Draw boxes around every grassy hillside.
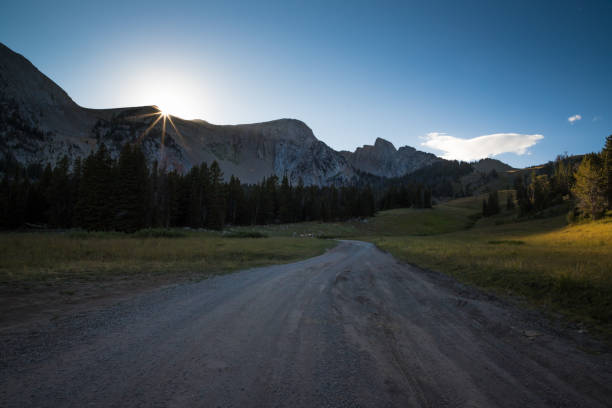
[230,198,483,238]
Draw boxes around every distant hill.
[472,158,515,174]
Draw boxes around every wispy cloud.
[421,132,544,162]
[568,114,582,123]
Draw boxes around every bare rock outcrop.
[341,138,440,178]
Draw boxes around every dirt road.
[1,240,611,407]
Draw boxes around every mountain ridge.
[0,42,484,185]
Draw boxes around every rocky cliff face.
[340,138,441,178]
[158,116,354,185]
[0,43,439,185]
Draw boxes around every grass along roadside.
[367,210,612,340]
[0,231,336,286]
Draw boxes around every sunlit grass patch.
[370,214,612,338]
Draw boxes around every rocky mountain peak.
[374,137,396,153]
[232,118,317,145]
[341,137,441,179]
[0,43,77,113]
[398,145,416,153]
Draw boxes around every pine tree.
[164,170,182,227]
[530,174,551,212]
[24,173,46,225]
[37,163,53,222]
[206,161,225,230]
[39,163,53,195]
[71,157,82,226]
[310,193,322,220]
[572,154,606,219]
[147,160,159,227]
[329,185,339,219]
[185,165,202,228]
[483,190,500,216]
[0,174,9,228]
[514,175,532,215]
[113,144,148,232]
[260,175,277,224]
[552,154,572,196]
[6,169,28,228]
[416,186,424,208]
[321,192,332,222]
[47,156,72,227]
[226,175,246,225]
[278,174,292,223]
[293,177,305,222]
[198,162,210,226]
[423,188,432,209]
[603,134,612,210]
[506,192,515,210]
[360,185,376,216]
[75,144,114,230]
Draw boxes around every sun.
[151,87,196,119]
[155,105,170,118]
[132,103,188,164]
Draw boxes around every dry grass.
[0,231,335,285]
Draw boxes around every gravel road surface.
[1,240,611,407]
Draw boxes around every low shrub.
[132,228,187,238]
[487,240,526,245]
[224,231,268,238]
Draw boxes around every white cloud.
[568,114,582,123]
[421,132,544,162]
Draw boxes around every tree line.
[6,135,608,231]
[0,143,382,232]
[483,135,612,220]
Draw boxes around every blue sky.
[1,0,611,167]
